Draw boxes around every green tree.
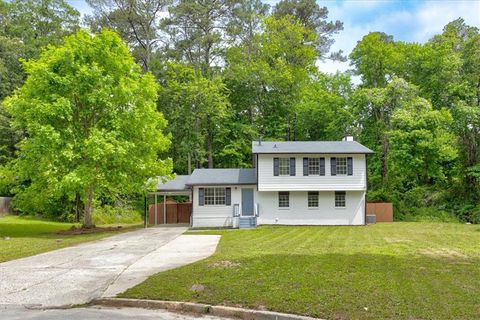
[85,0,169,71]
[350,32,400,88]
[225,16,318,140]
[388,97,457,186]
[273,0,344,60]
[0,0,80,165]
[4,29,172,227]
[158,63,229,170]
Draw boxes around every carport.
[147,175,192,226]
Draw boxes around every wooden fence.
[149,201,192,225]
[367,202,394,222]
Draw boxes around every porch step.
[239,217,257,229]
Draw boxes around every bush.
[92,205,142,225]
[457,204,480,224]
[404,207,459,223]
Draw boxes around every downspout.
[365,154,369,225]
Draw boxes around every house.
[155,136,374,228]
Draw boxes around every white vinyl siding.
[258,154,367,191]
[256,191,366,225]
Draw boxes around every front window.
[278,191,290,208]
[336,157,347,175]
[204,187,226,205]
[308,191,319,208]
[308,158,320,175]
[335,191,346,208]
[279,158,290,176]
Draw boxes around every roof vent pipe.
[258,136,262,146]
[342,134,354,142]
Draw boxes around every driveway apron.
[0,227,220,308]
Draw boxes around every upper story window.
[274,157,295,176]
[336,157,347,175]
[308,158,320,175]
[279,158,290,175]
[331,157,353,176]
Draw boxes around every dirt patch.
[384,237,413,243]
[56,226,124,235]
[209,260,241,268]
[419,248,469,260]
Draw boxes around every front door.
[241,188,254,216]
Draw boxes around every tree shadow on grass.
[123,253,480,320]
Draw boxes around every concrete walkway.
[0,227,220,308]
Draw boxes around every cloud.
[318,0,480,75]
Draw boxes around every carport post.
[144,195,147,228]
[163,194,167,225]
[154,193,157,225]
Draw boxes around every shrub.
[404,207,459,223]
[92,205,142,225]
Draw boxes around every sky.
[67,0,480,74]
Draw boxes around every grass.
[122,223,480,320]
[0,215,141,262]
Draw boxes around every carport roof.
[156,175,191,191]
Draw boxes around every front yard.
[0,215,141,262]
[122,223,480,320]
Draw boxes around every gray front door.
[241,188,254,216]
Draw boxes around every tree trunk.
[207,133,214,168]
[75,192,81,223]
[83,186,94,228]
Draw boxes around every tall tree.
[225,16,318,140]
[273,0,343,60]
[0,0,81,165]
[158,63,229,170]
[161,0,232,75]
[4,30,172,227]
[85,0,169,71]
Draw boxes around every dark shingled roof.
[251,141,374,154]
[156,175,191,191]
[187,168,256,185]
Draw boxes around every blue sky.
[67,0,480,74]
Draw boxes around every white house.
[156,137,374,228]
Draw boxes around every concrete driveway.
[0,226,220,308]
[1,306,224,320]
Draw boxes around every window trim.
[335,191,346,208]
[278,191,290,208]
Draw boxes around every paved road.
[0,306,224,320]
[0,226,220,308]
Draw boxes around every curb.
[91,298,323,320]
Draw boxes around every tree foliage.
[4,30,171,226]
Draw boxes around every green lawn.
[122,223,480,320]
[0,215,141,262]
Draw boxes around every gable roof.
[156,175,190,191]
[187,168,256,185]
[252,141,374,154]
